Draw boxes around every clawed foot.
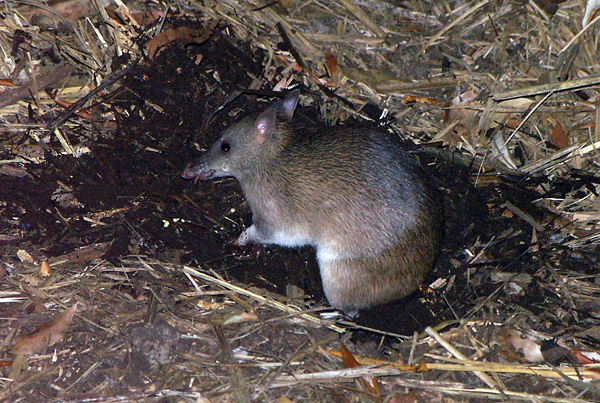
[234,225,258,246]
[234,230,250,246]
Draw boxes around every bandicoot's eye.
[220,142,230,152]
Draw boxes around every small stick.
[425,326,499,390]
[48,65,134,131]
[492,75,600,101]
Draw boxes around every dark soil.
[1,21,579,337]
[3,11,600,403]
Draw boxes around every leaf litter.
[0,0,599,402]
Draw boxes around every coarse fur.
[182,91,443,312]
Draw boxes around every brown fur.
[183,91,444,312]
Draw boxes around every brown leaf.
[222,311,258,325]
[444,89,479,124]
[0,78,15,87]
[21,0,102,27]
[47,242,110,268]
[39,260,51,277]
[146,20,219,60]
[325,50,338,78]
[402,95,441,105]
[130,10,164,27]
[146,26,194,60]
[51,0,98,23]
[340,343,359,368]
[12,302,79,355]
[340,344,380,399]
[573,350,600,364]
[47,93,93,120]
[550,120,569,149]
[578,121,595,130]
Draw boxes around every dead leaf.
[22,0,108,27]
[17,249,36,264]
[12,302,79,355]
[131,10,164,26]
[446,93,534,144]
[105,8,164,27]
[444,89,479,124]
[50,0,100,23]
[47,93,93,120]
[325,50,338,79]
[146,26,194,59]
[223,312,258,325]
[402,94,442,105]
[47,242,110,268]
[577,121,595,130]
[0,78,15,87]
[504,117,522,128]
[340,343,380,399]
[39,260,51,276]
[550,121,569,149]
[574,350,600,364]
[341,343,360,368]
[490,132,518,170]
[146,20,220,60]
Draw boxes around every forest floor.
[1,0,600,402]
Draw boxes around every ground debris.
[1,0,600,402]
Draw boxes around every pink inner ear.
[256,108,277,143]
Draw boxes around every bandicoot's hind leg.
[317,251,424,312]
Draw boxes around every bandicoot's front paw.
[234,226,255,246]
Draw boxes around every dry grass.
[1,0,600,402]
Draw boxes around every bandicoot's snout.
[181,165,215,183]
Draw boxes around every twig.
[338,0,384,37]
[48,65,134,131]
[181,265,346,333]
[425,326,499,390]
[420,0,491,54]
[492,75,600,101]
[0,65,74,109]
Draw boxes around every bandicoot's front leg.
[234,221,273,246]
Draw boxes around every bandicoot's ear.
[280,90,299,119]
[255,108,277,143]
